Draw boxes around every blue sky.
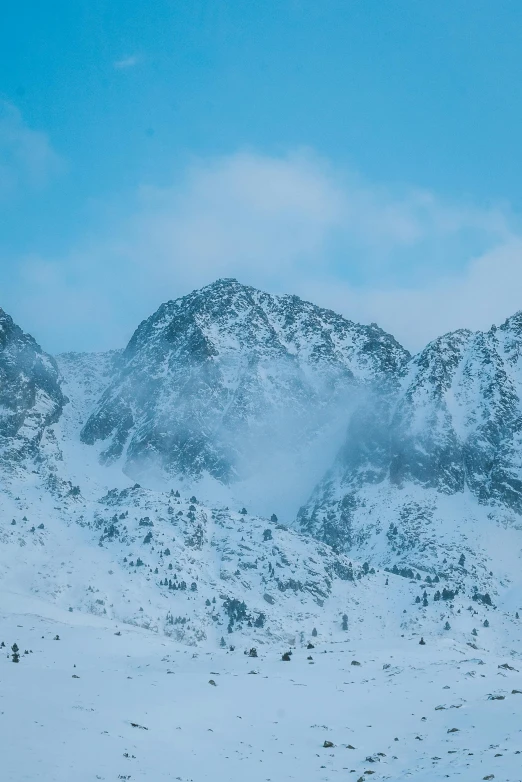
[2,1,522,352]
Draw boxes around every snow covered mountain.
[79,278,409,516]
[2,284,522,781]
[0,307,66,474]
[297,312,522,608]
[2,287,522,648]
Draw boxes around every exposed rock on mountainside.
[390,317,522,509]
[298,313,522,569]
[0,307,66,469]
[1,284,522,656]
[56,350,122,437]
[80,279,409,495]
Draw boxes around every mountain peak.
[0,308,66,467]
[80,281,409,510]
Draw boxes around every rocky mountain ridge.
[0,307,66,473]
[79,278,409,515]
[300,311,522,558]
[1,281,522,651]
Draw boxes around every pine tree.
[444,621,451,630]
[342,614,348,631]
[311,627,318,637]
[11,643,20,663]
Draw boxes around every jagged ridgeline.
[298,313,522,559]
[0,308,66,468]
[79,279,409,496]
[3,282,522,578]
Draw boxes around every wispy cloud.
[4,150,522,353]
[0,101,62,197]
[113,55,142,70]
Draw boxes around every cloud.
[113,55,141,70]
[297,239,522,351]
[0,101,62,196]
[4,149,522,353]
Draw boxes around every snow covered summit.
[79,278,409,513]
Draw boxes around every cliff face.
[0,307,66,468]
[80,278,409,488]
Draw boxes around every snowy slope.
[299,314,522,580]
[0,307,65,475]
[2,287,522,780]
[79,279,408,516]
[2,597,522,782]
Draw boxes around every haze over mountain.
[2,280,522,781]
[2,277,522,618]
[78,278,408,517]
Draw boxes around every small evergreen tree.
[270,514,278,523]
[342,614,348,631]
[11,643,20,663]
[254,613,266,628]
[458,553,466,567]
[311,627,318,637]
[483,619,489,628]
[444,621,451,631]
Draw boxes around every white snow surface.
[2,289,522,780]
[2,597,522,782]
